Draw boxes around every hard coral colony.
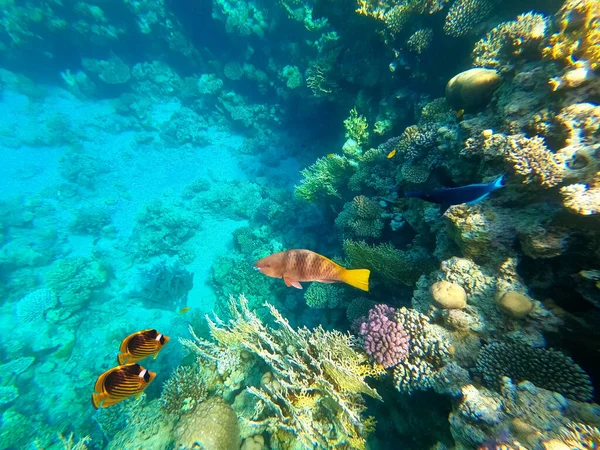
[1,0,600,449]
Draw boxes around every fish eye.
[143,371,150,382]
[159,336,165,345]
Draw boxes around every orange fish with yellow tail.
[117,329,169,365]
[254,249,370,291]
[92,363,156,409]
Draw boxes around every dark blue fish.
[404,175,505,209]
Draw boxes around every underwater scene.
[1,0,600,448]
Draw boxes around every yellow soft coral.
[543,0,600,90]
[344,107,369,147]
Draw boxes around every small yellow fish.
[387,149,396,159]
[456,109,465,120]
[327,153,335,158]
[179,307,191,314]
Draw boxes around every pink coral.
[359,304,410,368]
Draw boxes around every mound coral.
[45,257,106,311]
[181,295,380,449]
[172,396,241,450]
[476,342,594,401]
[446,68,501,111]
[359,304,410,368]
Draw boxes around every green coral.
[344,107,369,147]
[295,154,356,203]
[45,257,106,311]
[335,195,384,239]
[304,282,346,308]
[477,342,594,401]
[344,240,436,287]
[181,295,380,450]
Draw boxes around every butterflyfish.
[254,249,370,291]
[117,329,169,365]
[404,174,505,212]
[92,363,156,409]
[387,149,396,159]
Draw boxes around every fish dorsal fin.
[120,329,153,353]
[283,274,303,289]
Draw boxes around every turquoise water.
[1,0,600,449]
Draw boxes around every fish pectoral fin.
[283,275,302,289]
[153,352,158,359]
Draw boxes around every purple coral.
[359,304,410,368]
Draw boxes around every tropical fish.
[92,363,156,409]
[387,149,396,159]
[117,329,169,365]
[327,153,335,158]
[178,307,191,314]
[404,174,505,211]
[254,249,370,291]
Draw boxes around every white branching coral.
[181,295,381,450]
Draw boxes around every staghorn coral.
[295,154,356,203]
[15,288,57,324]
[335,195,384,239]
[392,307,452,393]
[181,295,380,450]
[476,342,594,401]
[543,0,600,91]
[359,304,410,368]
[443,0,494,37]
[472,12,549,72]
[559,423,600,449]
[344,240,436,288]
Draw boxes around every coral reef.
[443,0,495,37]
[181,295,380,449]
[335,195,384,239]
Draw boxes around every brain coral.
[16,288,57,324]
[476,342,594,401]
[172,396,241,450]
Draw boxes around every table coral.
[477,342,594,401]
[181,295,380,450]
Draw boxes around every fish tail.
[117,353,128,365]
[340,268,370,292]
[492,174,506,190]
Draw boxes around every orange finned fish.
[179,307,191,314]
[117,329,169,365]
[387,149,396,159]
[92,363,156,409]
[254,249,370,291]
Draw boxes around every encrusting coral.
[180,295,381,450]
